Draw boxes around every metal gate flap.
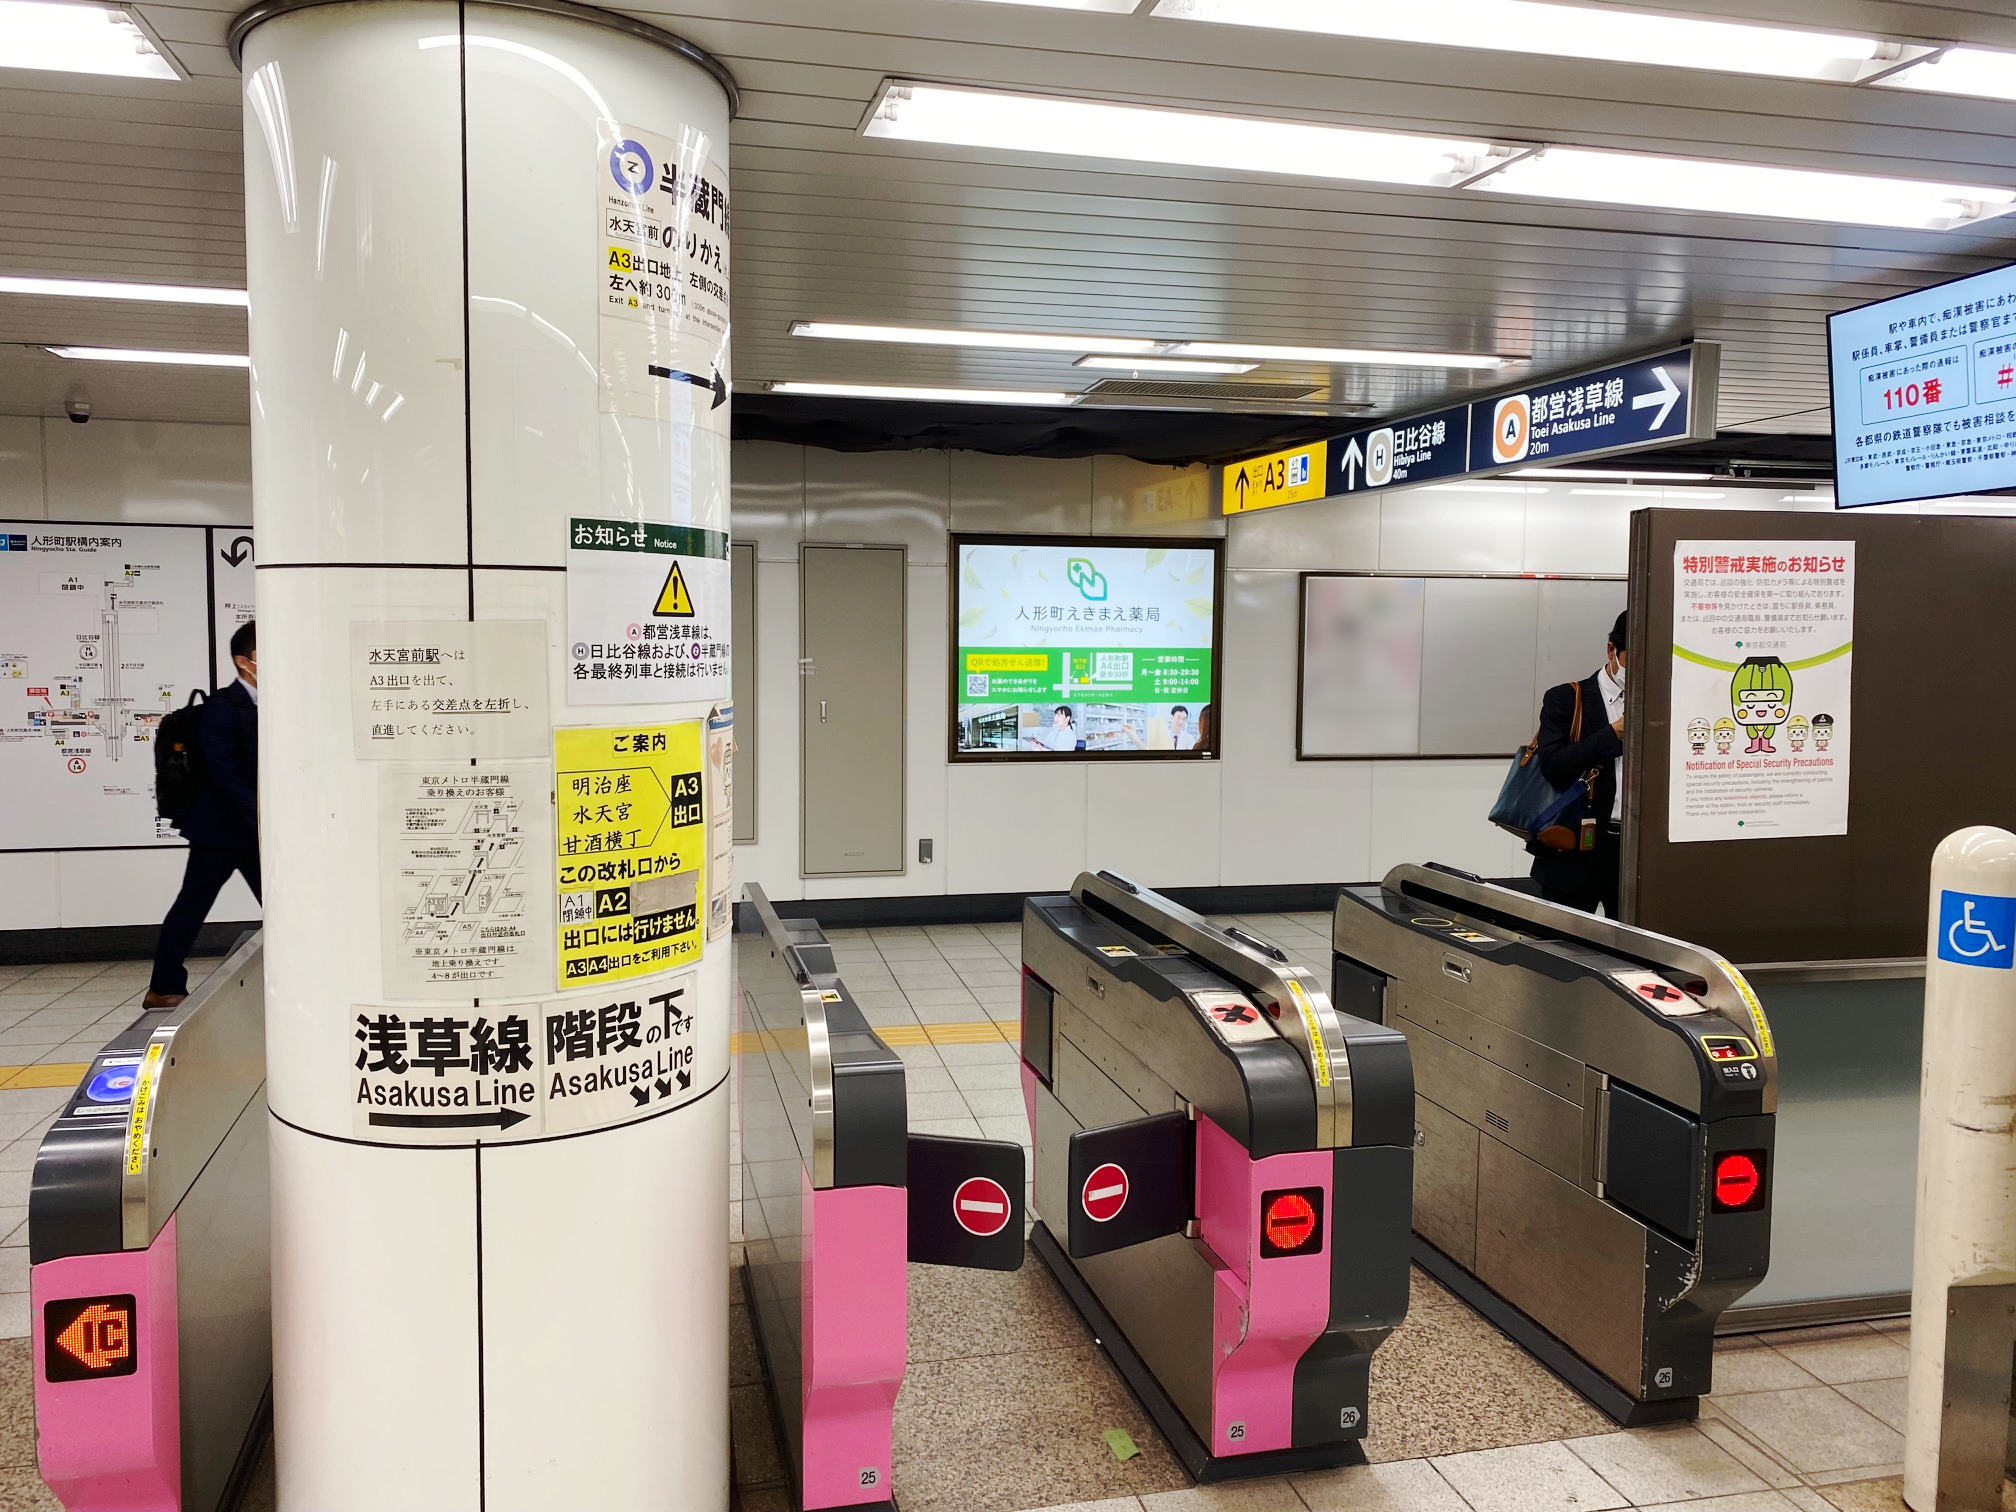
[1066,1111,1192,1259]
[907,1135,1025,1271]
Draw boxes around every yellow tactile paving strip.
[731,1018,1019,1055]
[0,1063,90,1091]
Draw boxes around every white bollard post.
[1904,826,2016,1512]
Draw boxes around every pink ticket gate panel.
[30,936,270,1512]
[1022,873,1415,1483]
[738,891,1024,1510]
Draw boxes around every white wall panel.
[0,417,42,517]
[731,558,801,901]
[1086,763,1221,889]
[950,451,1090,536]
[731,440,804,562]
[55,847,261,930]
[805,447,948,564]
[0,853,60,932]
[1226,492,1377,571]
[1380,489,1524,574]
[1368,760,1525,881]
[944,763,1087,897]
[1521,486,1635,575]
[1217,570,1373,886]
[43,419,251,525]
[1092,456,1220,539]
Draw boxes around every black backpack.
[155,690,209,824]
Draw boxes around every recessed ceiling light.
[965,0,1136,9]
[1478,146,2015,231]
[45,346,249,368]
[0,275,246,306]
[863,81,1496,189]
[791,319,1156,355]
[1570,487,1725,498]
[1149,0,1886,83]
[1168,340,1506,370]
[0,0,178,79]
[1513,467,1715,480]
[1877,47,2016,102]
[768,381,1079,406]
[1074,356,1257,375]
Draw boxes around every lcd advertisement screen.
[1829,260,2016,508]
[951,535,1221,760]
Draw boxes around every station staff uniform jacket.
[1526,671,1625,915]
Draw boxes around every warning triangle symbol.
[653,561,695,617]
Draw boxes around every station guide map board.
[0,521,247,854]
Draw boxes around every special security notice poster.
[1668,541,1853,843]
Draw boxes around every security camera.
[63,393,90,425]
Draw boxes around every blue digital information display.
[1829,261,2016,508]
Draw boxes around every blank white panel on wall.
[1380,488,1523,573]
[1368,760,1524,881]
[731,440,804,562]
[57,847,260,930]
[1418,578,1539,756]
[944,764,1086,897]
[1522,487,1635,575]
[43,420,251,525]
[1219,571,1373,886]
[1226,492,1377,571]
[1086,764,1221,890]
[1535,580,1628,705]
[805,448,948,564]
[0,852,59,932]
[950,452,1091,536]
[1298,576,1424,758]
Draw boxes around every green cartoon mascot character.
[1730,656,1793,755]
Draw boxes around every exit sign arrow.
[1339,436,1365,491]
[1631,365,1682,430]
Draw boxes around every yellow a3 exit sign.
[1222,441,1327,514]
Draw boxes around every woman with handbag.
[1526,612,1629,915]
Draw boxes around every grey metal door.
[801,544,905,875]
[731,541,757,842]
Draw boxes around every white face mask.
[1608,657,1626,687]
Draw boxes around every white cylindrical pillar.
[1904,826,2016,1512]
[234,4,736,1506]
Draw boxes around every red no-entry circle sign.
[1082,1163,1129,1223]
[952,1176,1012,1237]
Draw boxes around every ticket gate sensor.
[30,932,270,1512]
[1021,872,1414,1482]
[738,889,1025,1510]
[1333,864,1777,1426]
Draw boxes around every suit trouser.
[1531,827,1620,917]
[150,843,262,996]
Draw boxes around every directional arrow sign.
[647,365,729,409]
[369,1107,531,1131]
[1220,440,1327,513]
[1325,405,1469,496]
[219,534,254,567]
[1338,437,1364,491]
[1632,365,1682,430]
[1466,344,1715,472]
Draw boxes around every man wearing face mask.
[1527,611,1628,915]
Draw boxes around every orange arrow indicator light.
[44,1295,138,1382]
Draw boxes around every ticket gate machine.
[1333,865,1777,1425]
[29,933,271,1512]
[1021,873,1414,1482]
[738,888,1025,1512]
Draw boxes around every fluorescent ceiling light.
[1479,147,2015,231]
[0,0,177,78]
[791,320,1156,355]
[0,274,245,307]
[45,346,249,368]
[768,381,1079,406]
[965,0,1136,8]
[1571,487,1724,498]
[1150,0,1881,83]
[1423,482,1528,493]
[864,81,1495,189]
[1513,467,1713,480]
[1170,340,1505,370]
[1878,48,2016,102]
[1075,356,1257,375]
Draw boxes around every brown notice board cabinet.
[1622,508,2016,964]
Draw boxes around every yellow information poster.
[554,721,705,988]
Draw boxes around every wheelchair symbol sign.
[1937,890,2016,969]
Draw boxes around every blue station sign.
[1267,342,1720,503]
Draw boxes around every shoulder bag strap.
[1570,678,1583,743]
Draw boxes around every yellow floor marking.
[729,1020,1016,1055]
[0,1062,91,1090]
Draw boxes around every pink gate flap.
[801,1177,907,1508]
[1192,1116,1332,1455]
[33,1215,180,1512]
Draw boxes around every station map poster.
[1668,541,1854,843]
[0,523,213,851]
[950,536,1221,759]
[1829,260,2016,507]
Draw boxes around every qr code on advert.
[560,891,594,925]
[965,673,989,697]
[1093,652,1133,682]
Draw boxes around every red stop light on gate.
[1711,1150,1767,1213]
[1260,1187,1325,1258]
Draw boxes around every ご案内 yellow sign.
[555,721,705,988]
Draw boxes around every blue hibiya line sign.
[1256,342,1719,504]
[1828,260,2016,508]
[1936,889,2016,970]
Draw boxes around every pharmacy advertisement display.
[951,536,1221,760]
[1668,541,1854,843]
[1829,260,2016,507]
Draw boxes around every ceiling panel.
[0,0,2009,446]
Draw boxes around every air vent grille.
[1085,378,1324,400]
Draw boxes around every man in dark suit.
[1528,612,1628,915]
[147,620,261,1006]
